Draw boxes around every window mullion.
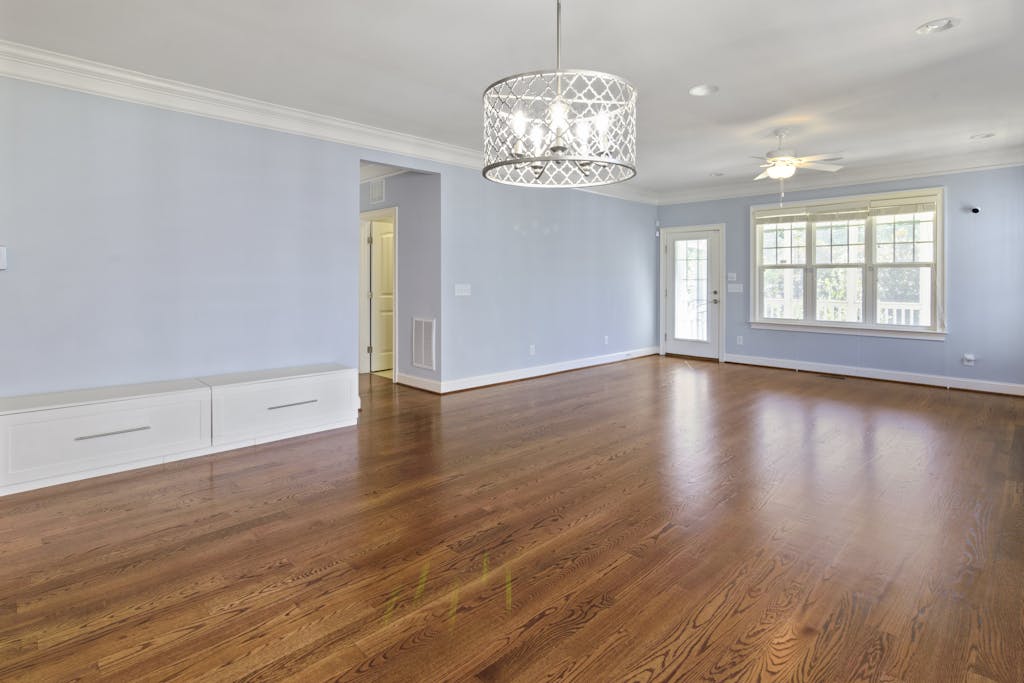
[806,222,814,322]
[865,215,876,325]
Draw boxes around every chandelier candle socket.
[483,1,637,187]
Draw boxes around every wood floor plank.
[0,357,1021,681]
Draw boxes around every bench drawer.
[210,371,356,446]
[0,392,211,486]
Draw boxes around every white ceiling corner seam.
[654,147,1024,205]
[1,39,1019,206]
[0,39,663,203]
[0,39,481,168]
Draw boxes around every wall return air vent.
[412,318,436,371]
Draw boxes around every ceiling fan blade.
[799,162,843,172]
[754,170,770,180]
[797,153,843,162]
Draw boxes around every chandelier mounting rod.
[556,0,562,71]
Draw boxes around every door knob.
[712,298,720,304]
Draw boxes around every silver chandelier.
[482,0,637,188]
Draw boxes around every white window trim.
[748,187,947,339]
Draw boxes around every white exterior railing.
[765,299,923,325]
[877,302,923,326]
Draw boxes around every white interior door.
[663,228,722,358]
[370,219,395,372]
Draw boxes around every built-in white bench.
[0,364,358,496]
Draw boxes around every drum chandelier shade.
[482,1,637,188]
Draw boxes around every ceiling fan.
[753,129,843,181]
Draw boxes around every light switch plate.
[454,283,471,296]
[727,272,737,281]
[727,283,743,293]
[0,246,7,270]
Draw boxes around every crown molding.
[2,39,1020,208]
[0,39,483,170]
[654,147,1024,206]
[576,181,661,205]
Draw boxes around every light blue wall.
[657,166,1024,384]
[1,76,660,395]
[0,77,360,396]
[442,169,659,380]
[359,171,442,380]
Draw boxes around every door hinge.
[367,345,372,354]
[664,333,667,341]
[367,235,373,244]
[368,290,373,299]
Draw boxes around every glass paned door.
[674,239,709,341]
[664,229,721,358]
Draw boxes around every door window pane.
[815,268,863,322]
[762,268,804,320]
[876,267,932,327]
[674,238,708,341]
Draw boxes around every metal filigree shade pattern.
[483,69,637,187]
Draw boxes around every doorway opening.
[360,207,396,379]
[660,224,726,360]
[358,160,441,390]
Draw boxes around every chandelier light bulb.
[549,100,569,133]
[530,124,545,156]
[575,119,591,149]
[511,110,528,137]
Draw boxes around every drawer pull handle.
[74,426,151,441]
[267,399,318,411]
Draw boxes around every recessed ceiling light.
[710,172,726,177]
[688,84,719,97]
[969,132,995,140]
[915,17,960,35]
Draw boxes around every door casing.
[659,224,727,361]
[359,207,398,380]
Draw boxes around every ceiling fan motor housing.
[766,149,796,161]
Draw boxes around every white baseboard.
[439,347,659,393]
[724,353,1024,397]
[395,373,443,394]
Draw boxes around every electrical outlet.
[962,353,976,367]
[737,335,744,346]
[529,344,536,356]
[604,335,609,345]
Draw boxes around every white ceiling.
[1,0,1021,202]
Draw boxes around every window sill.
[749,321,947,341]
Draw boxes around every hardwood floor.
[1,356,1022,682]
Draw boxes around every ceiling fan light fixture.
[482,0,637,188]
[766,162,797,180]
